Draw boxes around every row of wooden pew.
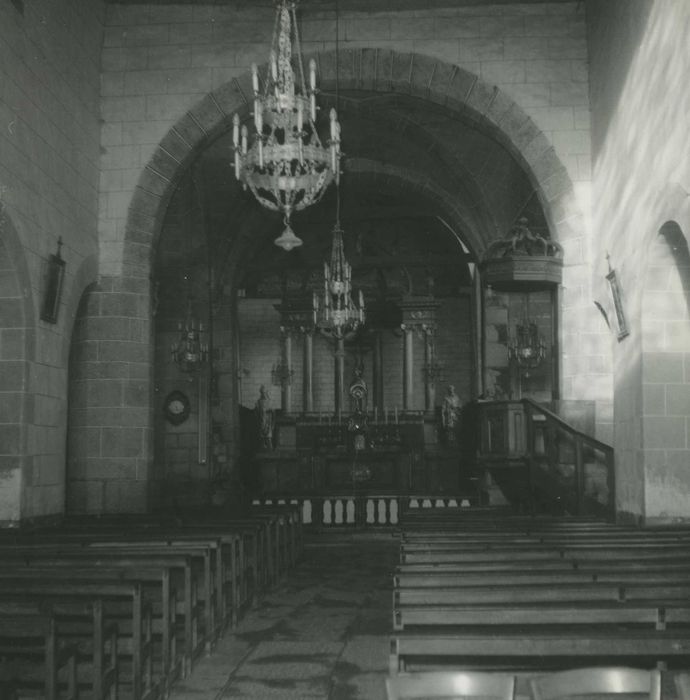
[0,504,302,700]
[389,508,690,698]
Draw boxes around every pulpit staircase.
[477,399,615,519]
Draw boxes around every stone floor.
[170,531,399,700]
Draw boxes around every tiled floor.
[170,531,399,700]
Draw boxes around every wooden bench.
[0,598,118,700]
[392,514,690,675]
[0,611,80,700]
[391,628,690,673]
[400,544,690,564]
[0,533,228,647]
[393,600,690,631]
[0,575,156,700]
[0,543,210,678]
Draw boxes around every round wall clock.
[163,390,191,426]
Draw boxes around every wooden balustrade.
[478,399,615,519]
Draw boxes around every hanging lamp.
[232,0,341,251]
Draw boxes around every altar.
[253,411,465,496]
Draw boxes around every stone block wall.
[0,0,104,522]
[587,0,690,520]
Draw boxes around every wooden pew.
[400,544,690,564]
[0,577,155,700]
[0,544,209,679]
[0,562,180,692]
[392,514,690,675]
[0,533,226,648]
[393,600,690,631]
[1,598,118,700]
[390,628,690,673]
[0,611,79,700]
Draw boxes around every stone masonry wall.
[0,0,104,521]
[587,0,690,521]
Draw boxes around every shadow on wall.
[659,221,690,318]
[586,0,653,161]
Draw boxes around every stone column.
[334,336,345,420]
[424,327,436,411]
[281,329,292,414]
[402,324,414,410]
[303,330,313,413]
[400,296,439,413]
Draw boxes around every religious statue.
[441,384,461,443]
[255,385,274,451]
[349,362,368,414]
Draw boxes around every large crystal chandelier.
[316,221,365,339]
[232,0,341,251]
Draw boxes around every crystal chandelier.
[232,0,341,251]
[315,222,365,339]
[171,300,208,373]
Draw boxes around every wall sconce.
[271,360,294,388]
[40,237,66,324]
[606,253,629,340]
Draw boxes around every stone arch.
[0,205,34,523]
[94,50,586,512]
[123,49,580,269]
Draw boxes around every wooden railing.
[478,399,615,519]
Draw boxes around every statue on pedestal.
[441,384,461,444]
[255,385,274,451]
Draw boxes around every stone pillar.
[424,327,436,411]
[402,325,414,410]
[274,294,315,416]
[335,336,345,420]
[303,330,313,413]
[399,296,440,413]
[281,329,292,414]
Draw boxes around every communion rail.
[252,494,475,528]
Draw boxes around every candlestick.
[251,63,259,94]
[309,58,316,91]
[232,114,240,147]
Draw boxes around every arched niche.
[639,220,690,522]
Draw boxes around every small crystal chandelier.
[232,0,341,251]
[315,221,365,339]
[171,300,208,373]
